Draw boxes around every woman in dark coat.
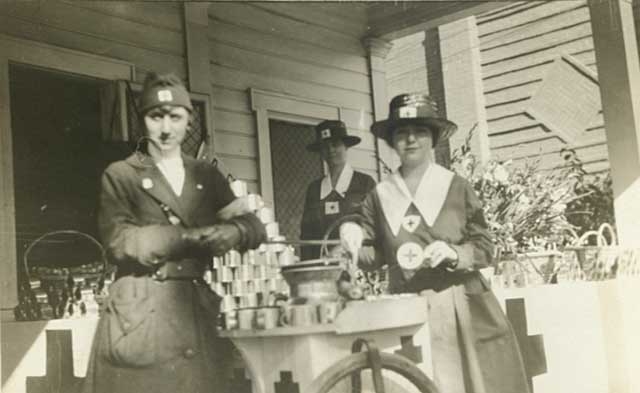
[340,94,530,393]
[81,73,265,393]
[300,120,376,260]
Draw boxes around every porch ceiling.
[365,1,508,39]
[206,1,511,41]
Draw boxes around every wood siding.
[385,31,429,99]
[0,1,185,82]
[208,2,377,191]
[477,1,610,173]
[0,2,379,193]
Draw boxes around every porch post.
[0,57,18,319]
[183,3,216,160]
[589,0,640,247]
[437,16,491,165]
[363,36,395,179]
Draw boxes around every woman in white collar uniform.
[81,73,265,393]
[300,120,376,260]
[340,94,530,393]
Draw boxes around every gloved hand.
[423,240,458,270]
[339,222,363,257]
[199,224,242,256]
[182,224,242,256]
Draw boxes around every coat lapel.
[126,154,194,227]
[180,156,206,225]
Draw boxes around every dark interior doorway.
[9,64,123,280]
[268,119,323,248]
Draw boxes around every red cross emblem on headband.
[320,129,332,139]
[157,89,173,102]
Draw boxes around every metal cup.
[256,307,280,329]
[267,278,279,292]
[220,295,237,313]
[243,250,256,265]
[254,264,268,279]
[220,266,234,283]
[239,293,259,308]
[212,256,223,269]
[231,280,248,295]
[211,282,226,296]
[203,270,214,284]
[258,207,275,224]
[280,304,318,327]
[237,308,257,330]
[266,222,280,239]
[278,246,295,266]
[238,264,253,281]
[224,310,238,330]
[318,302,340,324]
[247,194,264,211]
[228,250,242,267]
[252,279,267,293]
[230,179,248,197]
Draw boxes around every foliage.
[562,149,616,244]
[450,126,593,253]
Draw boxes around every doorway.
[268,119,323,245]
[9,64,119,280]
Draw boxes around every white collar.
[320,164,354,199]
[376,163,454,236]
[156,156,185,196]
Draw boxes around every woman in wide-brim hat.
[340,93,530,393]
[300,120,376,260]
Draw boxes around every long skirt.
[423,273,530,393]
[81,276,231,393]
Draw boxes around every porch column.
[589,0,640,247]
[0,58,18,319]
[437,16,491,165]
[183,3,216,159]
[363,36,395,179]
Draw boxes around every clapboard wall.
[207,2,377,191]
[478,1,609,173]
[0,2,379,193]
[385,31,429,99]
[0,1,186,82]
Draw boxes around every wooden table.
[220,296,433,393]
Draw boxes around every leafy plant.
[450,125,592,253]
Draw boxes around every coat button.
[184,348,196,359]
[122,322,131,330]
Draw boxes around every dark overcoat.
[81,153,264,393]
[300,170,375,260]
[357,165,530,393]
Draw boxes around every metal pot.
[280,258,344,304]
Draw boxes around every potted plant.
[450,127,590,286]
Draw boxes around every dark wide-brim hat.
[306,120,361,152]
[371,94,457,145]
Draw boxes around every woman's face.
[144,105,190,154]
[320,139,347,168]
[391,124,434,166]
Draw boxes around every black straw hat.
[306,120,361,152]
[371,94,457,146]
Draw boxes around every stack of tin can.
[211,179,293,329]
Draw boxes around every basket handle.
[575,230,606,247]
[319,214,363,259]
[597,223,617,246]
[22,230,107,283]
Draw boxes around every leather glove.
[198,224,242,256]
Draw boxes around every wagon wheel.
[307,352,439,393]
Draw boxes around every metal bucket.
[280,258,344,305]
